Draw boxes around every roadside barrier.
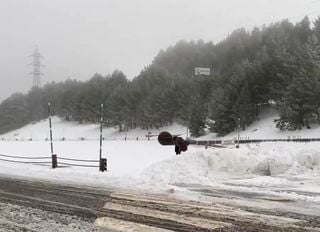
[0,102,107,172]
[0,153,51,165]
[187,137,320,146]
[0,137,153,142]
[0,153,105,171]
[158,131,320,154]
[57,156,100,168]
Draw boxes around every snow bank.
[141,143,320,185]
[138,143,320,203]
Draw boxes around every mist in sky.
[0,0,319,101]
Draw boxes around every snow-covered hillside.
[2,107,319,141]
[0,116,187,141]
[202,107,320,140]
[0,108,320,209]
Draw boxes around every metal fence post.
[99,158,107,172]
[48,102,54,156]
[48,102,57,168]
[236,118,240,149]
[99,104,106,172]
[52,154,57,169]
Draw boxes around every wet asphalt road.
[0,175,320,232]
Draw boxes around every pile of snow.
[140,143,320,195]
[142,143,320,186]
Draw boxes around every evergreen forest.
[1,16,320,137]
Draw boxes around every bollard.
[100,158,107,172]
[52,154,57,169]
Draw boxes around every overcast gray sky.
[0,0,319,101]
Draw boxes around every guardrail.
[0,137,154,142]
[187,137,320,146]
[0,153,105,171]
[57,156,100,168]
[158,131,320,154]
[0,153,51,165]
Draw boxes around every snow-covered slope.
[0,117,187,141]
[201,107,320,140]
[2,107,319,141]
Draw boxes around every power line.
[29,45,44,88]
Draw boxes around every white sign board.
[195,67,210,76]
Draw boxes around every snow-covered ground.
[201,108,320,140]
[0,108,320,211]
[0,202,103,232]
[0,116,186,141]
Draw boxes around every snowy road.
[0,176,115,232]
[0,176,320,231]
[0,202,104,232]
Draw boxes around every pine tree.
[276,41,320,130]
[188,94,207,137]
[313,17,320,41]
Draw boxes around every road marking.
[103,202,231,230]
[95,217,174,232]
[109,193,310,230]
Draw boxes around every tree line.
[0,16,320,137]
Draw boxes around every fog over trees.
[1,16,320,137]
